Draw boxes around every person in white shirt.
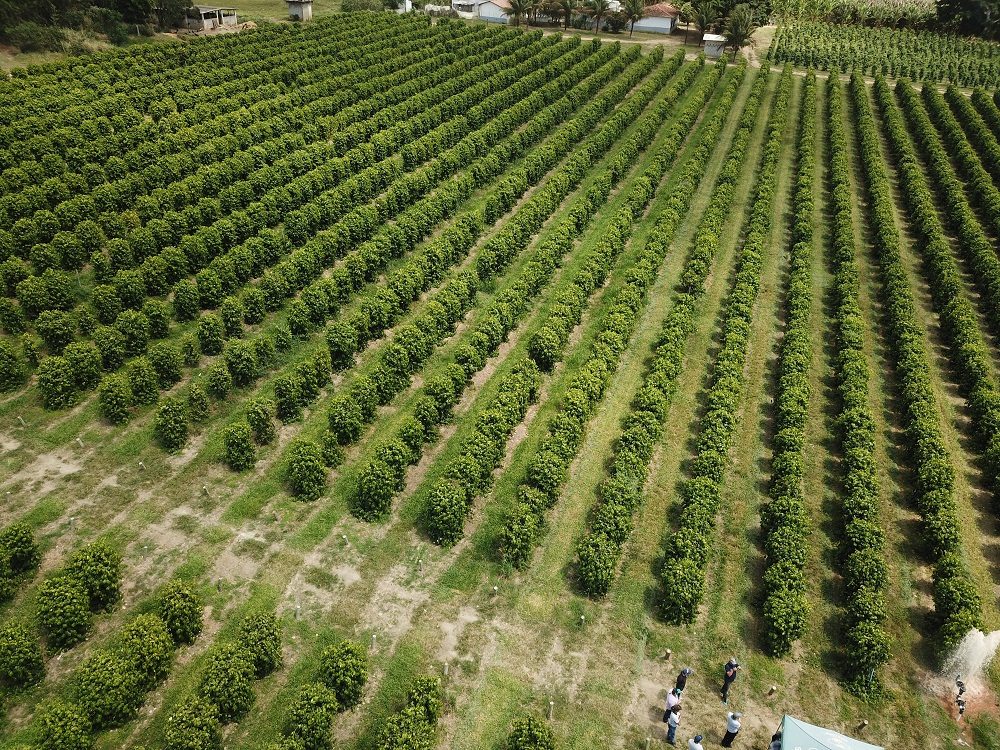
[663,687,682,720]
[666,705,682,745]
[721,711,742,747]
[687,734,704,750]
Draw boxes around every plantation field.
[6,13,1000,750]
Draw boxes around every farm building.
[451,0,511,22]
[286,0,313,20]
[703,32,727,58]
[184,5,238,30]
[632,2,679,34]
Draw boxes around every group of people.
[661,659,746,748]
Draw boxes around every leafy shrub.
[223,340,258,387]
[72,650,144,729]
[154,397,189,451]
[158,580,203,645]
[94,325,127,370]
[206,362,233,399]
[318,640,368,709]
[197,643,255,723]
[149,342,183,387]
[356,460,398,520]
[326,322,357,370]
[99,373,134,424]
[7,21,66,52]
[36,310,75,353]
[224,422,255,471]
[0,623,44,688]
[126,357,160,406]
[117,613,174,690]
[274,374,303,423]
[115,310,150,356]
[36,700,92,750]
[188,384,211,422]
[247,399,277,444]
[287,439,326,501]
[237,612,282,678]
[507,715,555,750]
[37,576,92,650]
[0,339,27,391]
[198,314,225,356]
[285,682,338,750]
[0,522,40,573]
[64,342,102,390]
[37,356,78,409]
[164,698,222,750]
[67,541,122,611]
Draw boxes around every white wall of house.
[633,15,675,33]
[479,1,508,22]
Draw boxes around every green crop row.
[658,67,794,623]
[760,71,816,658]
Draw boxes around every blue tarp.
[780,715,885,750]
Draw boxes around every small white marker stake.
[17,416,25,426]
[444,661,449,677]
[76,437,83,448]
[202,485,209,497]
[665,648,672,660]
[138,461,145,471]
[768,685,777,696]
[371,633,377,650]
[493,585,498,595]
[548,700,554,720]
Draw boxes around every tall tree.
[559,0,579,27]
[624,0,644,36]
[678,1,695,43]
[505,0,530,25]
[694,0,717,40]
[587,0,612,32]
[724,2,757,60]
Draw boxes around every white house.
[632,2,678,34]
[703,32,727,58]
[451,0,511,22]
[184,5,238,30]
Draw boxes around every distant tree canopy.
[938,0,1000,39]
[0,0,158,37]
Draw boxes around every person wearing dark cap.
[720,658,740,704]
[768,730,782,750]
[676,666,694,692]
[688,734,705,750]
[721,711,742,746]
[666,704,682,745]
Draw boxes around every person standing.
[688,734,705,750]
[721,711,742,747]
[676,666,694,692]
[720,658,740,704]
[663,687,682,721]
[666,705,682,745]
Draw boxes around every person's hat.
[694,735,703,743]
[733,712,743,719]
